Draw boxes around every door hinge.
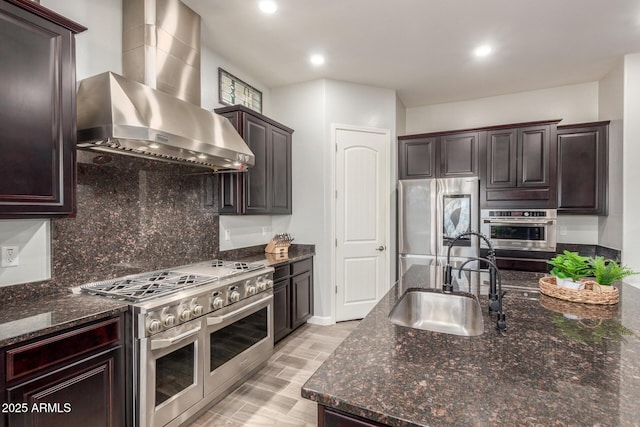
[335,144,338,153]
[335,285,338,294]
[335,190,338,199]
[335,238,337,247]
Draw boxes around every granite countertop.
[0,244,315,349]
[0,293,129,348]
[302,266,640,426]
[220,244,315,267]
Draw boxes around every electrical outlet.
[262,226,267,236]
[224,230,231,241]
[1,246,19,267]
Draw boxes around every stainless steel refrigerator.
[397,177,480,289]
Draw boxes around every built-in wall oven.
[481,209,557,252]
[75,260,274,427]
[480,209,557,272]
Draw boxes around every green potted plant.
[547,250,594,289]
[588,256,637,285]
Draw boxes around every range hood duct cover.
[76,71,255,170]
[76,0,254,170]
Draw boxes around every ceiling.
[183,0,640,108]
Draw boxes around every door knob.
[376,245,386,251]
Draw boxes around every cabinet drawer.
[292,258,312,276]
[6,317,121,382]
[274,264,291,281]
[274,278,289,289]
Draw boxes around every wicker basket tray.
[539,276,619,305]
[539,294,619,319]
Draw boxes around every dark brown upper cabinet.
[556,121,609,215]
[0,0,85,218]
[398,131,478,179]
[480,120,559,208]
[215,105,293,215]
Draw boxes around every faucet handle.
[496,313,507,332]
[443,265,454,293]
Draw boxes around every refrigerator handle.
[434,179,442,258]
[429,179,440,258]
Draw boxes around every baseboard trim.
[306,316,334,326]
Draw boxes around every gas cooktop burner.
[233,262,251,270]
[79,271,216,302]
[197,260,264,273]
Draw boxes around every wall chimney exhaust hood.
[76,72,254,170]
[76,0,254,170]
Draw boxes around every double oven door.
[138,291,273,427]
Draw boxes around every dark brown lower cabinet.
[319,405,389,427]
[7,348,122,427]
[273,278,293,343]
[272,257,314,343]
[1,315,125,427]
[291,269,313,329]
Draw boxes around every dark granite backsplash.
[557,243,621,260]
[0,151,220,302]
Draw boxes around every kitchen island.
[302,266,640,426]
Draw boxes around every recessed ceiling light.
[310,54,325,66]
[474,45,493,57]
[259,1,278,14]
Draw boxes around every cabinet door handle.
[376,245,386,251]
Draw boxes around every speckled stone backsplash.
[0,151,219,301]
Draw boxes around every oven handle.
[207,295,271,326]
[150,325,201,350]
[483,219,555,225]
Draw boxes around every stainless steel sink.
[388,288,484,336]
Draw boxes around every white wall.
[598,61,624,250]
[325,80,398,318]
[406,82,599,134]
[271,80,327,319]
[0,221,51,287]
[271,79,398,321]
[622,54,640,276]
[41,0,122,79]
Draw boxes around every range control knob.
[191,298,204,317]
[211,296,224,310]
[162,313,176,328]
[179,309,191,322]
[192,304,204,317]
[229,287,240,303]
[246,285,257,296]
[256,280,267,292]
[147,319,162,334]
[265,279,274,289]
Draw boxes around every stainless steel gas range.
[73,259,274,427]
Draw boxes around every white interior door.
[335,126,389,321]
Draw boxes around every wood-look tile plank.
[189,321,360,426]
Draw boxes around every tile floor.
[190,321,360,426]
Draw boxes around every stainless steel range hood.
[76,72,254,170]
[76,0,254,170]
